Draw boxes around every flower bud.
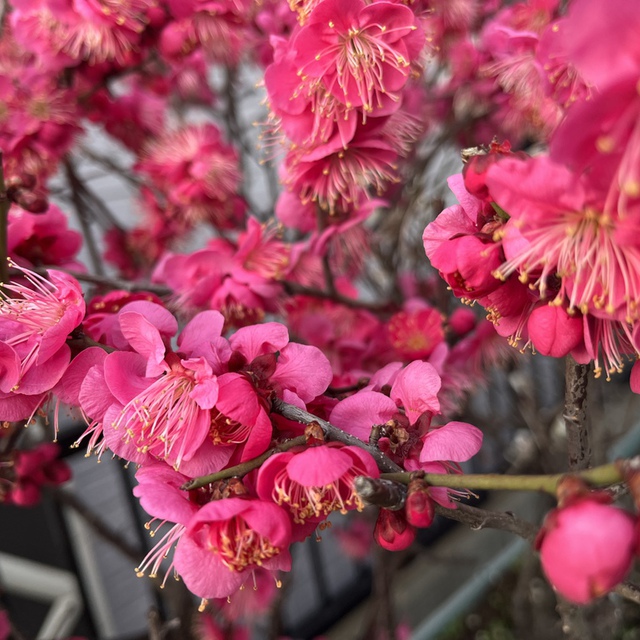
[405,479,435,528]
[536,498,636,604]
[374,508,416,551]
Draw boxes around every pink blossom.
[0,266,84,420]
[256,443,379,524]
[161,0,254,65]
[173,497,292,599]
[283,118,400,214]
[265,36,358,148]
[8,204,83,271]
[486,155,640,327]
[1,443,70,506]
[132,463,201,580]
[85,305,235,473]
[11,0,153,66]
[293,0,424,114]
[537,498,636,604]
[137,124,244,229]
[526,304,584,358]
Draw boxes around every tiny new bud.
[11,188,49,214]
[405,479,435,528]
[374,508,416,551]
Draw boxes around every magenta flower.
[11,0,153,66]
[0,266,84,421]
[293,0,424,114]
[137,124,243,229]
[89,305,234,474]
[387,305,445,360]
[8,203,83,270]
[173,497,292,599]
[132,463,202,581]
[1,443,70,506]
[329,360,441,444]
[256,443,379,524]
[283,118,400,214]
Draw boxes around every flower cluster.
[265,0,427,218]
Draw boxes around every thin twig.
[615,581,640,606]
[52,268,171,295]
[64,158,106,276]
[282,280,396,312]
[270,398,403,473]
[181,435,307,491]
[51,487,143,563]
[434,502,539,543]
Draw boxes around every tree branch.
[270,398,403,473]
[434,502,539,543]
[564,356,591,471]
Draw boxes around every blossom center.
[204,516,280,571]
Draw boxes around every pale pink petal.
[0,342,21,393]
[17,345,70,395]
[118,311,167,376]
[0,392,45,421]
[420,421,483,463]
[366,362,403,391]
[272,342,333,402]
[53,347,107,405]
[79,364,114,420]
[178,310,226,352]
[390,361,441,424]
[286,445,353,486]
[133,463,198,524]
[103,351,152,405]
[329,391,397,440]
[229,323,289,361]
[176,439,235,477]
[102,404,149,464]
[118,301,178,337]
[174,534,245,599]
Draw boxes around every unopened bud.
[10,188,49,214]
[374,508,416,551]
[536,497,636,604]
[405,479,435,528]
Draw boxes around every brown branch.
[615,581,640,606]
[57,268,171,296]
[64,158,105,276]
[434,502,539,544]
[51,487,143,563]
[181,435,307,491]
[560,357,592,637]
[270,398,403,473]
[282,280,396,312]
[564,356,591,471]
[354,476,407,510]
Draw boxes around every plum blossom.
[136,124,244,229]
[173,497,292,599]
[0,265,85,421]
[293,0,425,115]
[80,304,234,474]
[0,443,70,506]
[256,443,379,524]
